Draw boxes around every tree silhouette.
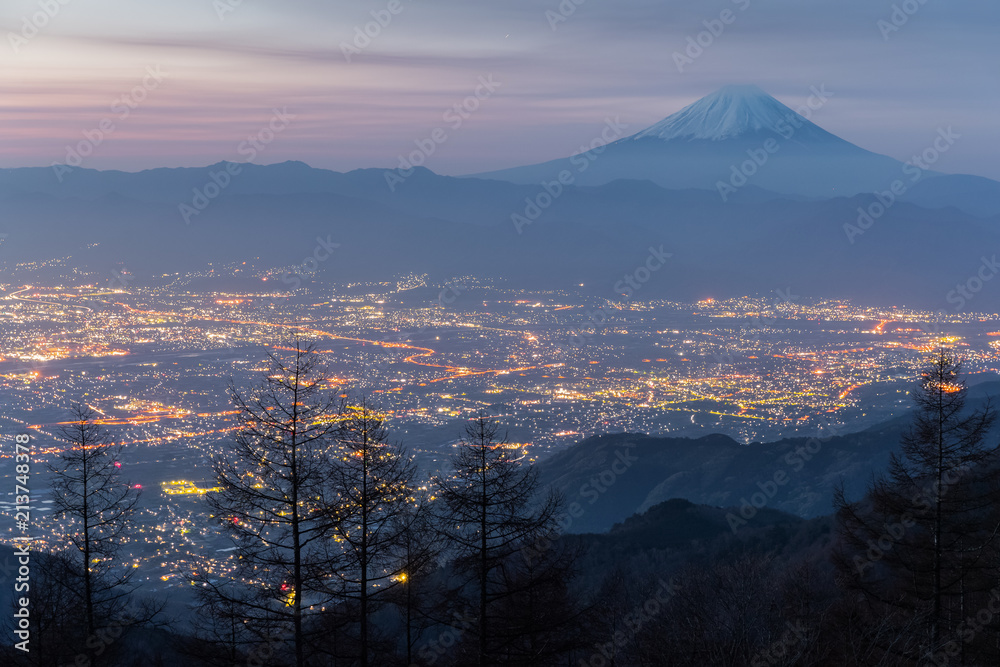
[205,340,343,667]
[327,396,421,667]
[434,412,560,666]
[386,497,442,666]
[834,349,1000,661]
[49,403,141,638]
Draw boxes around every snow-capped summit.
[467,83,936,199]
[631,84,829,142]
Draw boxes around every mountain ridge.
[4,161,1000,308]
[627,84,840,144]
[469,84,1000,216]
[536,380,1000,534]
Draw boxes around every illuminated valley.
[2,275,1000,596]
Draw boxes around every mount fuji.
[471,85,1000,215]
[627,84,835,143]
[4,85,1000,307]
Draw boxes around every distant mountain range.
[473,84,1000,217]
[536,429,888,535]
[2,85,1000,308]
[534,380,1000,534]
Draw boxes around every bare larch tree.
[328,396,420,667]
[49,403,141,638]
[205,340,344,667]
[835,349,1000,661]
[434,412,560,667]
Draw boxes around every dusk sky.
[2,0,998,179]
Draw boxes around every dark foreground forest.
[6,344,1000,667]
